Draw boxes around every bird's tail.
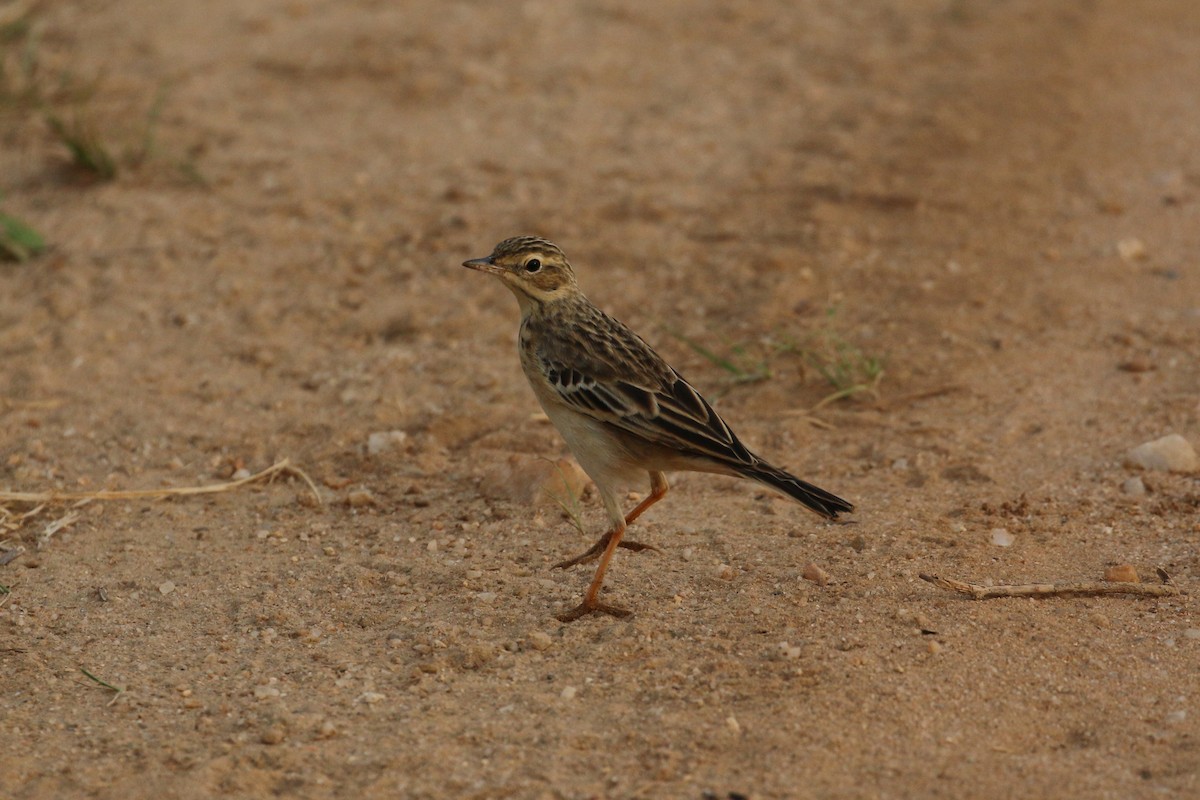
[736,461,854,519]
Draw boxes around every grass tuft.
[0,206,44,261]
[44,108,117,179]
[802,306,885,406]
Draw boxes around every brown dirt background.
[2,1,1199,798]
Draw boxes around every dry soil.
[1,1,1198,798]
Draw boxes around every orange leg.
[552,472,670,570]
[555,472,669,622]
[556,518,631,621]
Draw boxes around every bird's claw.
[556,600,633,623]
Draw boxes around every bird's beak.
[462,256,504,276]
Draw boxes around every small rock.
[777,641,802,659]
[346,489,377,508]
[927,641,942,655]
[801,563,830,586]
[260,726,286,745]
[1121,477,1146,496]
[1089,612,1112,629]
[1125,434,1200,473]
[1117,358,1155,373]
[357,691,385,704]
[989,528,1015,547]
[158,580,176,595]
[1104,564,1139,583]
[1116,237,1147,262]
[848,534,866,553]
[1182,628,1200,640]
[725,715,742,735]
[231,468,252,481]
[560,686,577,700]
[367,430,407,456]
[716,564,735,581]
[478,454,589,507]
[527,631,553,651]
[253,684,281,699]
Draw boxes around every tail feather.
[738,462,854,519]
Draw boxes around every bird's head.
[463,236,579,311]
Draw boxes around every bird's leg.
[552,472,669,570]
[555,473,671,622]
[556,518,632,622]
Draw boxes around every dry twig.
[0,458,322,507]
[919,569,1180,600]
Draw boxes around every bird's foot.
[555,598,633,623]
[553,535,659,570]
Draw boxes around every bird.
[463,235,853,621]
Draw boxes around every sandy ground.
[2,1,1199,798]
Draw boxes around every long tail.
[736,461,854,519]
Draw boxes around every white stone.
[367,430,407,455]
[989,528,1015,547]
[1125,434,1199,473]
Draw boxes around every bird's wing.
[530,306,757,467]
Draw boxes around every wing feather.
[529,301,758,469]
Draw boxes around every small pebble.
[560,686,577,700]
[1182,629,1200,641]
[426,540,439,554]
[1089,612,1112,629]
[346,489,377,508]
[367,430,407,456]
[801,563,830,586]
[1121,477,1146,496]
[358,691,385,704]
[1117,358,1155,373]
[725,715,742,735]
[260,726,286,745]
[527,631,553,651]
[231,468,252,481]
[777,642,802,659]
[1104,564,1139,583]
[1125,434,1199,473]
[158,581,176,595]
[989,528,1015,547]
[1116,238,1146,262]
[716,564,734,581]
[927,641,942,655]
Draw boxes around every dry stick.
[0,458,323,507]
[919,569,1181,600]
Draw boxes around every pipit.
[464,236,853,622]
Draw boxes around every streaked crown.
[490,235,567,263]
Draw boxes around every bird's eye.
[524,258,542,273]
